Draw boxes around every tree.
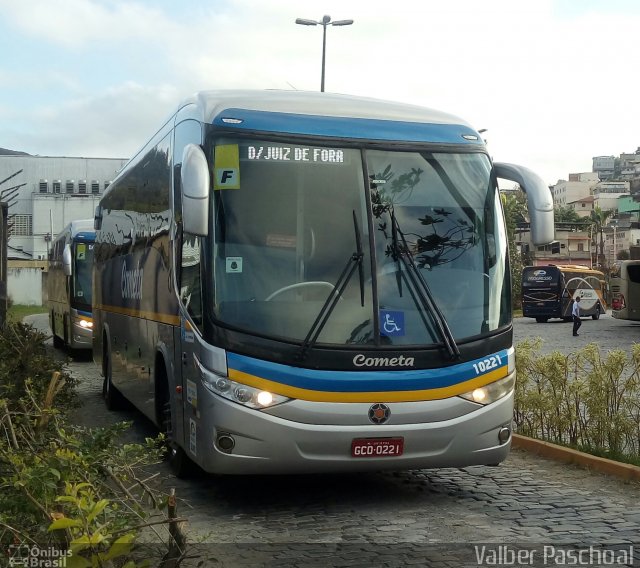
[588,207,615,269]
[554,205,588,226]
[501,191,529,309]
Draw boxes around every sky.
[1,0,639,186]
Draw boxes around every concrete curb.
[512,433,640,482]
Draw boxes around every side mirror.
[181,144,210,236]
[94,205,103,230]
[62,244,72,276]
[494,162,554,246]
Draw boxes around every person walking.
[572,296,582,336]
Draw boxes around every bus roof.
[52,218,95,244]
[177,90,484,145]
[524,264,605,276]
[111,90,487,195]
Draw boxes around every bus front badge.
[369,403,390,424]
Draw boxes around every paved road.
[514,308,640,355]
[24,313,640,567]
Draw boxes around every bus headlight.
[79,319,93,328]
[195,357,290,409]
[459,373,515,405]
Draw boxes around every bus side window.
[174,118,204,330]
[180,233,203,329]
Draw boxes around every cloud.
[12,83,180,157]
[0,0,176,48]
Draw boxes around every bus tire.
[52,312,64,348]
[63,315,70,348]
[592,305,601,320]
[535,317,548,323]
[102,339,125,410]
[157,363,194,478]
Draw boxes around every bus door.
[177,232,207,462]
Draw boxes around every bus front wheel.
[51,312,64,349]
[535,317,548,323]
[592,305,601,320]
[157,364,194,478]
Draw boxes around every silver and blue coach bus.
[48,219,95,350]
[92,90,554,476]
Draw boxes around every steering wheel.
[265,281,335,301]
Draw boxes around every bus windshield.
[73,242,94,309]
[209,137,509,346]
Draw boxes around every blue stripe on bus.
[212,109,483,145]
[75,232,96,241]
[226,350,509,393]
[77,310,92,317]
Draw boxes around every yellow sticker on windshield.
[76,244,86,260]
[214,144,240,190]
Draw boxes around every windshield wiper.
[388,206,460,360]
[296,211,365,362]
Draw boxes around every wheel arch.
[96,321,111,376]
[153,343,176,427]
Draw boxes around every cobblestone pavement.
[514,308,640,355]
[25,314,640,567]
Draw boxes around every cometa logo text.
[353,354,415,368]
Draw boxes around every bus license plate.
[351,437,404,458]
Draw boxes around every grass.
[576,445,640,468]
[7,304,48,322]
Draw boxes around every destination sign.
[245,145,345,164]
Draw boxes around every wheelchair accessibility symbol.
[380,310,404,337]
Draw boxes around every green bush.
[0,321,181,567]
[0,321,77,407]
[515,339,640,463]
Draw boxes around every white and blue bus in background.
[92,90,554,476]
[48,219,95,350]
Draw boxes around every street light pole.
[295,15,354,92]
[320,15,329,93]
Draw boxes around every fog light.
[216,433,235,453]
[498,426,511,444]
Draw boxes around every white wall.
[8,266,43,305]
